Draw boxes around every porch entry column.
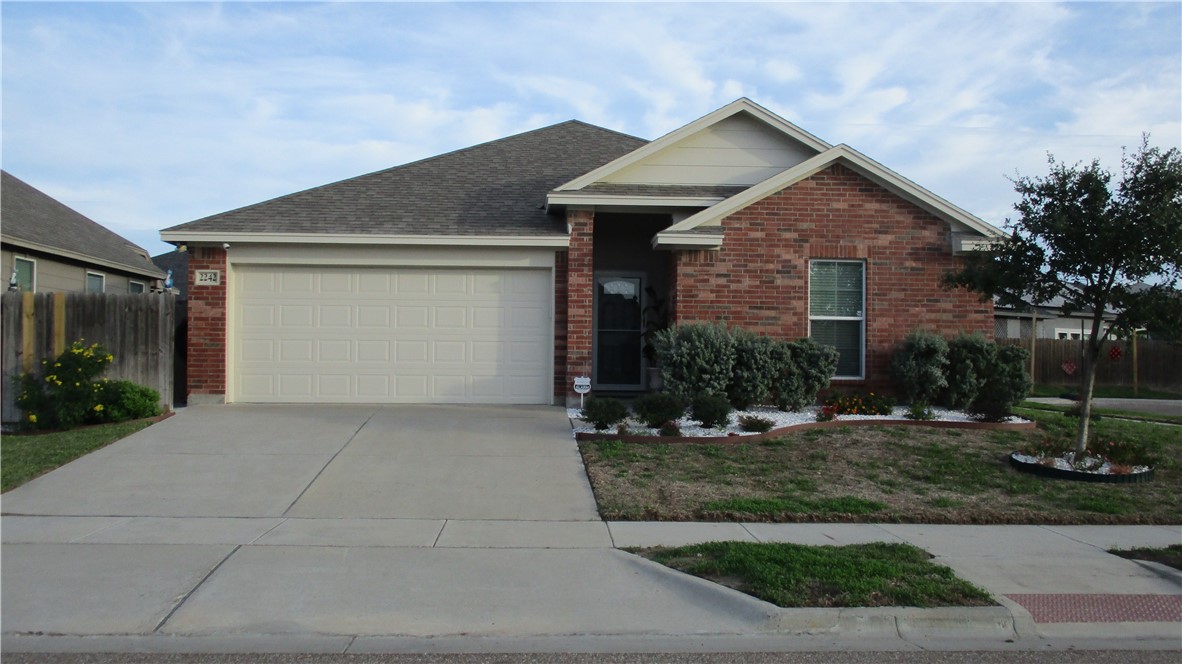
[564,209,595,404]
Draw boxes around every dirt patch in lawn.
[579,420,1182,524]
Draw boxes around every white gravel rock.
[567,405,1029,438]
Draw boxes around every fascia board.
[663,145,1004,239]
[2,235,166,279]
[650,233,724,250]
[546,192,726,208]
[159,231,571,248]
[553,98,832,192]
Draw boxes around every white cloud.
[1,1,1179,255]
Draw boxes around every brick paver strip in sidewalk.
[1005,594,1182,623]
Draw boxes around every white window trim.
[807,259,866,380]
[86,271,106,294]
[129,280,146,294]
[14,256,36,292]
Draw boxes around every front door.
[593,274,644,390]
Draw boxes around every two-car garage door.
[233,265,552,404]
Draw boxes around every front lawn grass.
[634,541,994,608]
[579,410,1182,524]
[1,420,153,492]
[1108,544,1182,571]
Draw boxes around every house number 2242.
[195,270,221,286]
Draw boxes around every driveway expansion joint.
[151,544,243,634]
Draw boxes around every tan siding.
[603,114,817,186]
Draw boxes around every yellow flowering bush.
[14,340,157,430]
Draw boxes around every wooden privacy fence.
[1000,338,1182,392]
[2,291,175,424]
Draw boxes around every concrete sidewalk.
[2,404,1180,653]
[1028,397,1181,418]
[3,516,1179,653]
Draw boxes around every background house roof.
[162,121,647,239]
[151,250,189,299]
[1,171,164,279]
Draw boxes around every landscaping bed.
[579,409,1182,524]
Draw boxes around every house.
[994,295,1117,341]
[160,98,1001,406]
[2,171,165,294]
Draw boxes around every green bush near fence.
[15,340,160,430]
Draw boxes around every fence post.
[21,291,35,372]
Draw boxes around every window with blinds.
[808,260,865,378]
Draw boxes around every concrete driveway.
[2,405,778,647]
[1,404,598,520]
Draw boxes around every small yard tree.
[946,139,1182,457]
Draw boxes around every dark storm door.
[593,275,644,390]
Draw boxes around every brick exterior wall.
[186,246,227,402]
[563,209,595,402]
[670,164,993,393]
[553,250,569,400]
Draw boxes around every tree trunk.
[1073,311,1107,458]
[1074,349,1098,457]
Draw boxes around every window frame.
[13,256,36,292]
[129,280,146,294]
[85,271,106,294]
[807,259,866,380]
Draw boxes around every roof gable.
[162,121,647,243]
[1,171,165,279]
[654,144,1004,250]
[552,98,830,193]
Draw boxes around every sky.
[2,1,1180,258]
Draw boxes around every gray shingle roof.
[1,171,165,279]
[164,121,648,237]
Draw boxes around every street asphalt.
[1,404,1179,655]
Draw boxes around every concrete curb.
[768,606,1018,639]
[1129,559,1182,588]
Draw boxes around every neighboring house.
[994,295,1117,341]
[161,98,1001,406]
[2,171,165,294]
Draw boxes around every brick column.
[186,246,228,404]
[552,250,569,401]
[564,209,595,405]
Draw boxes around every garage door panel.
[319,305,352,327]
[235,266,551,404]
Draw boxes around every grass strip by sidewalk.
[1019,400,1182,425]
[633,541,995,608]
[1108,544,1182,571]
[1030,384,1182,400]
[1,420,153,492]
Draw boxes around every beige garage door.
[233,265,552,404]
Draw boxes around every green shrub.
[905,400,936,421]
[891,331,948,405]
[632,392,686,428]
[726,329,777,410]
[770,339,839,412]
[653,323,735,401]
[691,393,732,428]
[659,420,682,437]
[93,379,161,423]
[824,392,894,416]
[581,396,628,431]
[738,414,775,433]
[16,341,115,429]
[944,333,993,409]
[966,344,1031,422]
